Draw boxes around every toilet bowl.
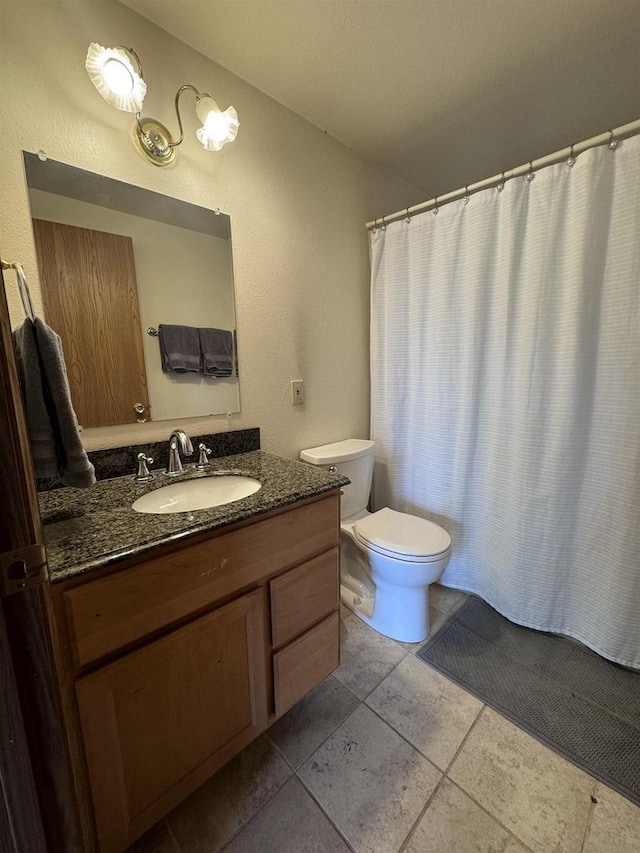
[300,439,452,643]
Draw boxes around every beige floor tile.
[333,613,407,699]
[268,674,359,768]
[582,784,640,853]
[430,584,468,616]
[449,708,593,853]
[299,704,441,853]
[404,778,529,853]
[167,735,292,853]
[126,820,177,852]
[366,655,482,770]
[224,777,350,853]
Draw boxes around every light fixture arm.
[134,84,203,165]
[167,84,202,150]
[121,46,144,79]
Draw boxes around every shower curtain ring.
[463,186,470,205]
[405,207,411,224]
[567,144,576,167]
[497,172,505,192]
[432,196,439,215]
[525,162,535,182]
[381,215,387,232]
[608,130,619,150]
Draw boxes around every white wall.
[0,0,418,458]
[29,189,240,420]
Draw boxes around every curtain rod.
[366,118,640,231]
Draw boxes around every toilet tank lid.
[300,439,375,465]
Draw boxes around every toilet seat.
[354,507,451,563]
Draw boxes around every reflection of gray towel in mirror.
[13,317,96,489]
[199,328,234,377]
[158,324,202,373]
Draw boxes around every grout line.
[353,650,410,704]
[267,686,365,773]
[266,732,298,772]
[215,770,294,853]
[579,781,599,852]
[293,772,358,853]
[440,706,538,849]
[444,777,538,853]
[334,620,408,704]
[443,703,486,776]
[194,737,293,853]
[363,699,446,775]
[397,773,447,853]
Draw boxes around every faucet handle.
[134,452,154,483]
[194,443,212,470]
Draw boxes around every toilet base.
[342,579,434,644]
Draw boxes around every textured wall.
[0,0,418,459]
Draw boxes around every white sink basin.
[132,475,261,514]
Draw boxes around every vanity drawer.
[63,493,339,667]
[272,611,340,718]
[270,547,339,648]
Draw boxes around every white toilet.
[300,439,452,643]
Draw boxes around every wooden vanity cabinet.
[76,590,267,853]
[53,491,341,853]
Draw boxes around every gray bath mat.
[418,596,640,805]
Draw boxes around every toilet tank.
[300,439,375,519]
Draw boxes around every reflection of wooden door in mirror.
[32,219,149,428]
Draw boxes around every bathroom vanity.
[40,451,347,853]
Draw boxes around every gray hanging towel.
[233,329,239,377]
[198,327,234,377]
[13,317,96,489]
[158,324,202,373]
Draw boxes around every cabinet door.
[76,589,267,853]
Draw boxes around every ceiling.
[121,0,640,198]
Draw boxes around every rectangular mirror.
[22,152,240,428]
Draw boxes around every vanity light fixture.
[85,43,239,166]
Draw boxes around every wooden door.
[0,264,80,851]
[76,588,268,853]
[0,601,47,853]
[32,219,149,427]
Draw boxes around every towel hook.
[4,261,36,321]
[147,326,160,337]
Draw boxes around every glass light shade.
[195,97,239,151]
[85,43,146,113]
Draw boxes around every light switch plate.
[291,379,305,405]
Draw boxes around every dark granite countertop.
[39,451,348,583]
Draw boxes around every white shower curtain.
[370,135,640,668]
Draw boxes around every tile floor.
[129,585,640,853]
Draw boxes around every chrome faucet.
[166,429,194,476]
